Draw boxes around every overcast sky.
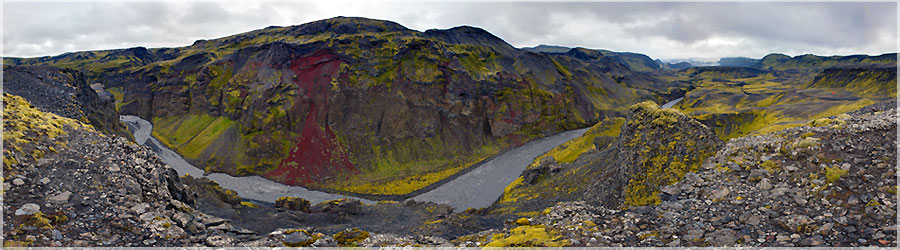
[3,1,897,60]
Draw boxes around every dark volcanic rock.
[3,65,128,137]
[593,101,722,208]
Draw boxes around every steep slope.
[460,100,896,247]
[4,17,678,196]
[806,67,897,98]
[3,93,227,247]
[490,101,722,215]
[2,65,128,137]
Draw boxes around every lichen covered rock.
[612,101,722,207]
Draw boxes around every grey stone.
[12,179,25,186]
[172,212,192,227]
[799,236,825,246]
[683,229,705,241]
[707,228,737,246]
[49,191,72,203]
[205,235,235,247]
[709,187,731,200]
[15,203,40,216]
[757,178,773,190]
[131,203,150,214]
[284,231,312,246]
[848,196,860,205]
[777,215,813,233]
[51,229,63,240]
[746,215,761,226]
[40,177,50,185]
[660,184,681,196]
[313,236,338,247]
[666,238,681,247]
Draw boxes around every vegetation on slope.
[4,17,672,196]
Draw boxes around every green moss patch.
[484,225,569,247]
[532,117,625,166]
[152,114,235,159]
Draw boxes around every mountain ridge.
[3,16,684,196]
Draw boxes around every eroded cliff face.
[490,101,723,215]
[2,65,128,137]
[5,17,682,195]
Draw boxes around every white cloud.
[2,1,896,60]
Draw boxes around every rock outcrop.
[491,101,722,214]
[2,65,128,137]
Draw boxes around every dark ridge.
[283,16,411,36]
[423,25,517,54]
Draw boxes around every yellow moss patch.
[515,217,531,226]
[532,117,625,166]
[761,160,780,173]
[498,176,527,203]
[321,139,503,195]
[792,137,820,149]
[484,225,569,247]
[3,240,33,247]
[3,94,92,165]
[26,212,53,229]
[515,211,539,217]
[152,114,235,159]
[240,201,259,208]
[327,164,465,195]
[824,166,848,184]
[333,228,370,247]
[281,229,319,247]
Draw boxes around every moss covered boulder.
[274,197,311,212]
[604,101,722,207]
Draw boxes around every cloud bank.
[3,1,896,60]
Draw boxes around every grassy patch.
[532,117,625,165]
[151,114,235,159]
[3,94,92,163]
[484,225,569,247]
[107,87,125,111]
[319,139,504,195]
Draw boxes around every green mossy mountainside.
[806,67,896,98]
[663,54,896,140]
[4,17,684,195]
[758,53,896,72]
[707,53,896,73]
[525,45,663,73]
[489,101,722,215]
[3,92,462,247]
[2,65,129,138]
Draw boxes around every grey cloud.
[2,2,896,60]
